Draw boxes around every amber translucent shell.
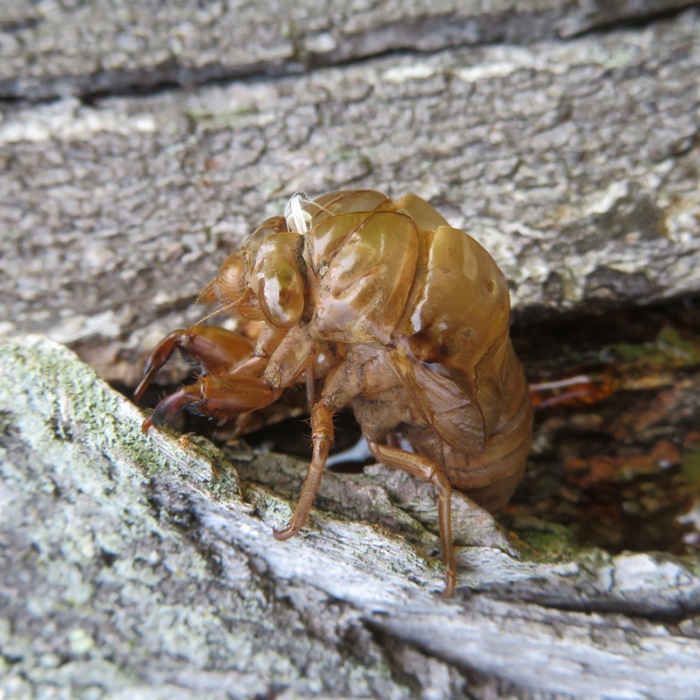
[135,190,533,597]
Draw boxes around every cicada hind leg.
[368,442,457,598]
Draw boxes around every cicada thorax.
[309,190,395,223]
[304,208,421,344]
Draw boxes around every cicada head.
[199,207,307,329]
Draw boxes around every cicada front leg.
[142,374,283,432]
[135,324,285,434]
[134,325,255,402]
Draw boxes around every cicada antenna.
[303,198,334,216]
[195,301,239,326]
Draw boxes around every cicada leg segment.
[273,400,334,540]
[368,441,456,598]
[142,374,283,433]
[134,325,255,402]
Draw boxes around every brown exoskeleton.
[135,190,532,596]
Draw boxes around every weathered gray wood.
[1,8,698,385]
[2,335,699,699]
[1,0,694,100]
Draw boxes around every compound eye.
[257,263,305,329]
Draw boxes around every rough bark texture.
[1,0,696,100]
[2,2,700,698]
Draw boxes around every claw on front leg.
[134,326,255,402]
[142,384,202,432]
[141,374,282,433]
